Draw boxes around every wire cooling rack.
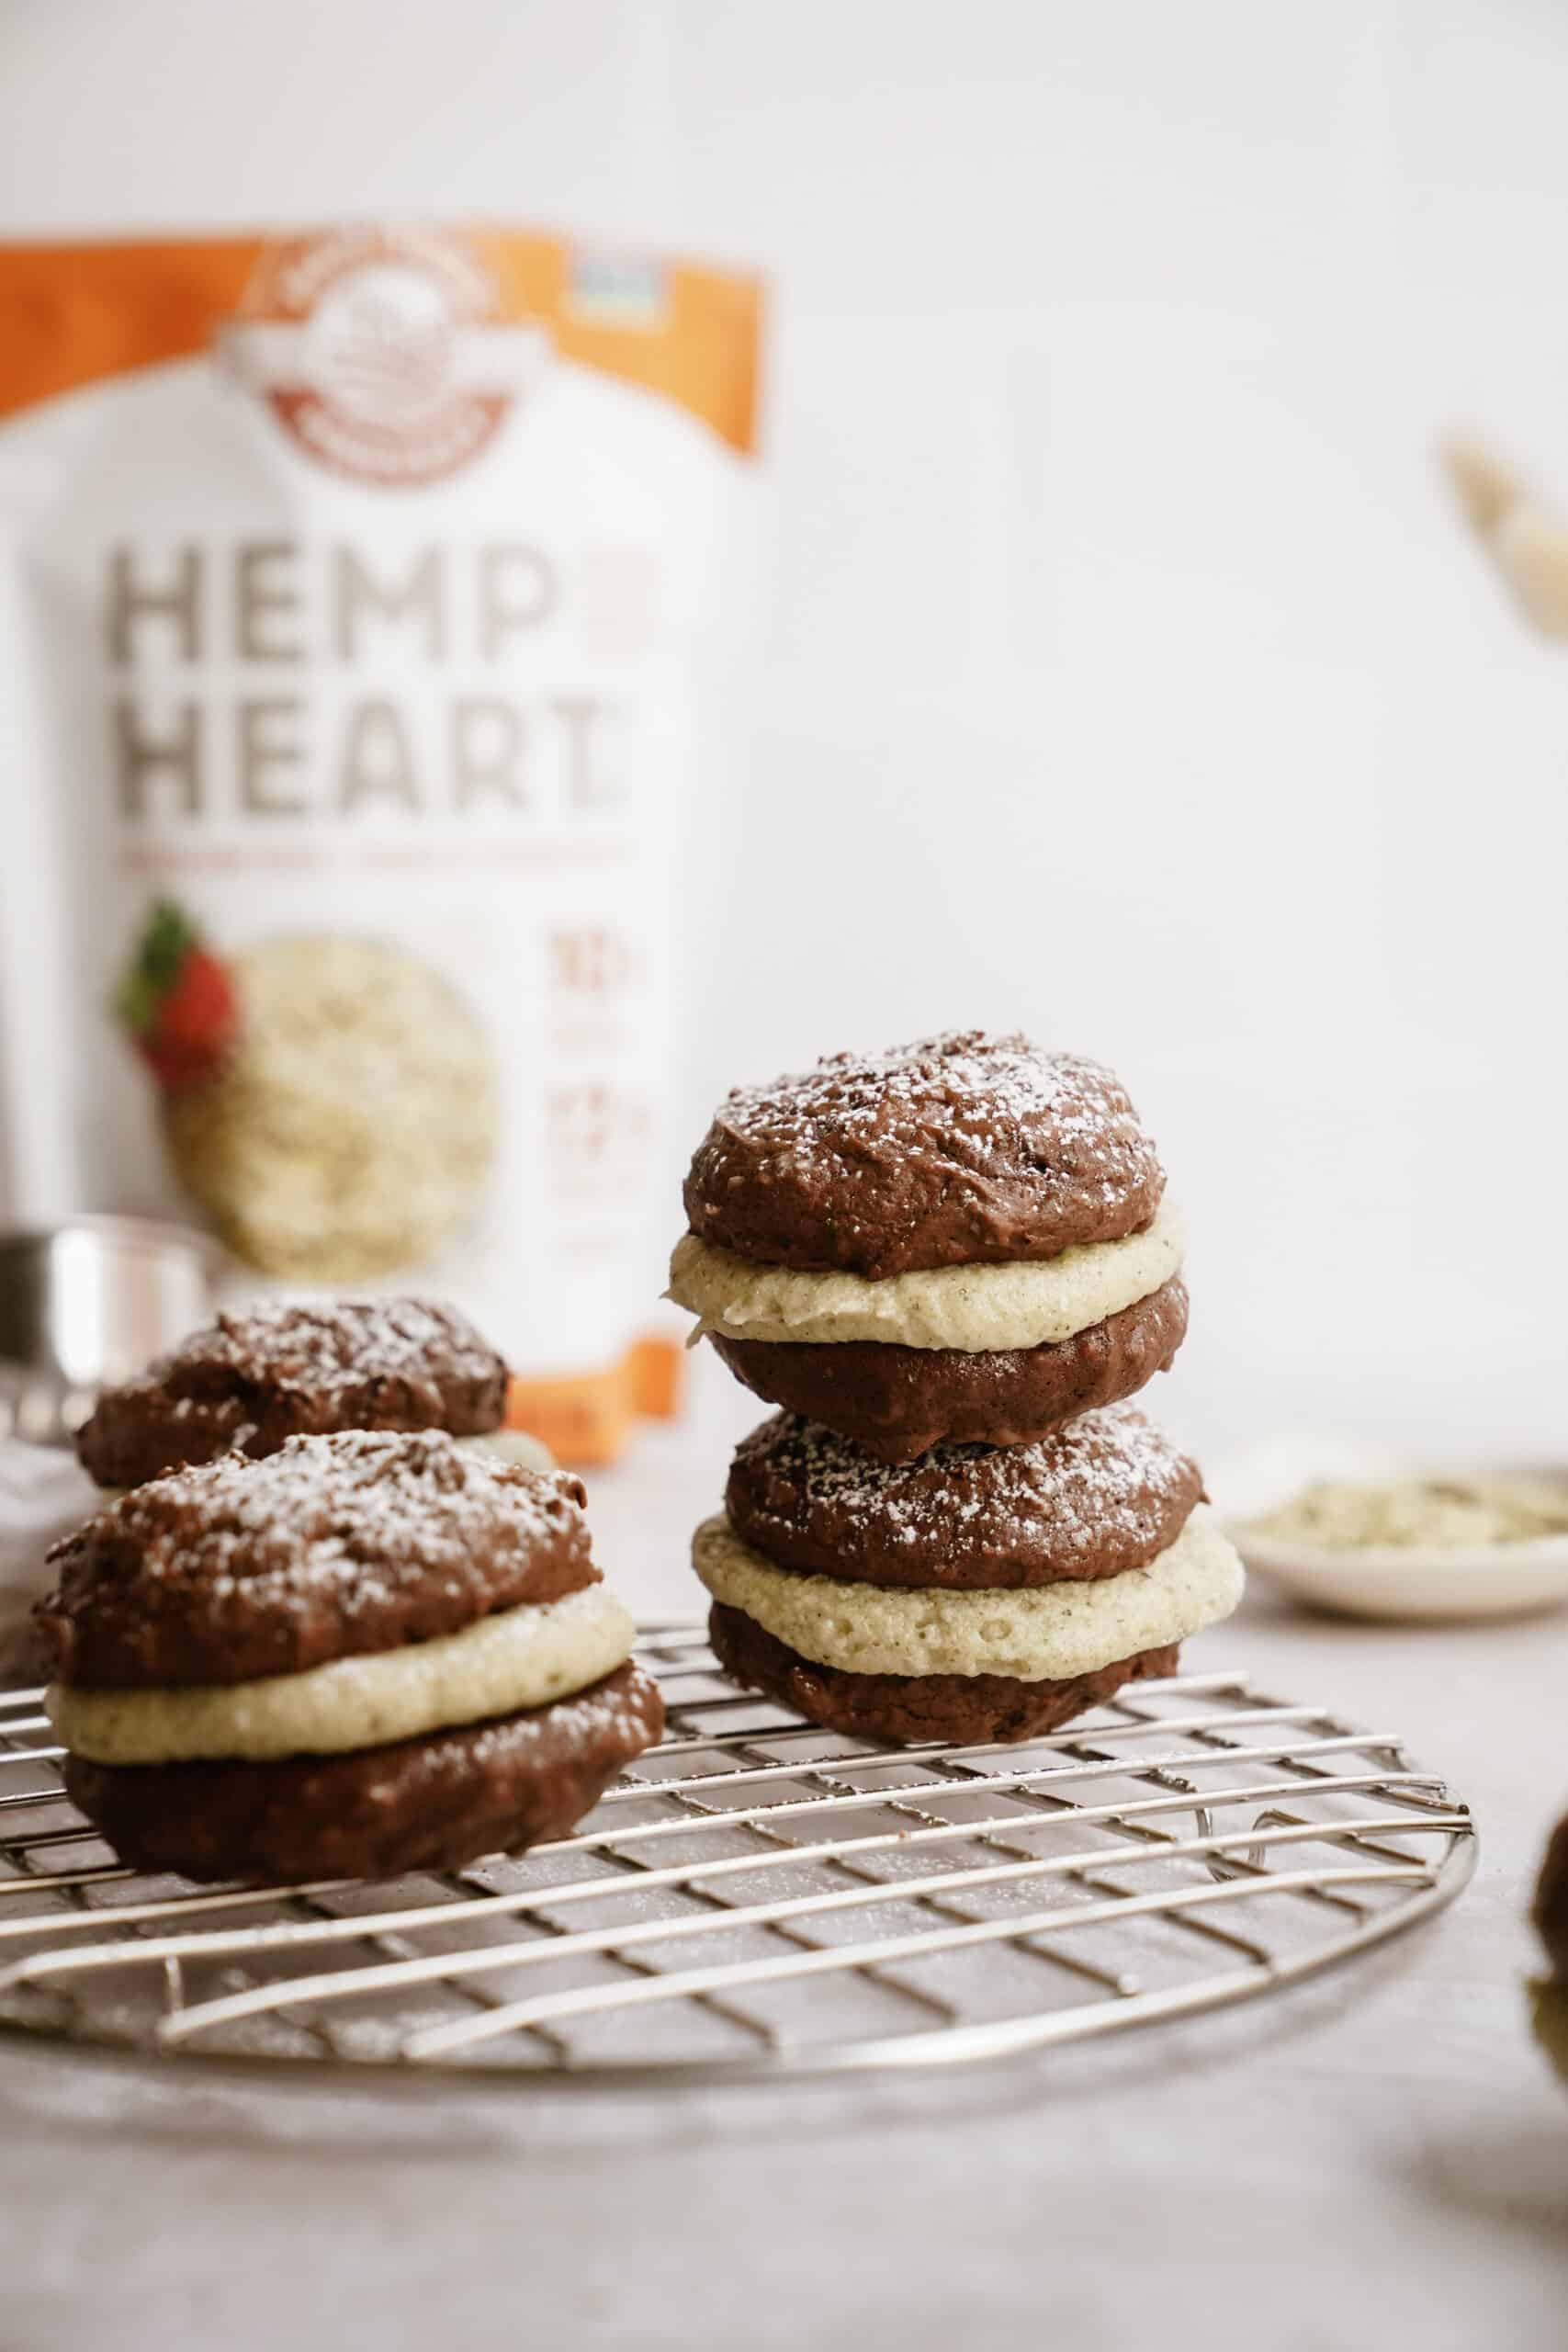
[0,1623,1474,2084]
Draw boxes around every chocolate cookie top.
[38,1430,594,1690]
[683,1031,1164,1278]
[725,1403,1201,1589]
[76,1297,508,1489]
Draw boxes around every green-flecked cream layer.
[47,1583,634,1768]
[667,1198,1184,1353]
[693,1504,1242,1682]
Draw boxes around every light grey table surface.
[0,1369,1563,2352]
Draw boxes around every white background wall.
[1,0,1565,1455]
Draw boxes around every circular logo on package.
[222,228,549,488]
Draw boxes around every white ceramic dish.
[1209,1434,1568,1623]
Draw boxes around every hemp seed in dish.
[1244,1476,1568,1554]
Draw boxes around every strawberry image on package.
[0,227,762,1460]
[118,902,240,1096]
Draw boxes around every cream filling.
[693,1504,1242,1681]
[47,1582,634,1768]
[92,1426,554,1506]
[667,1197,1184,1352]
[457,1428,556,1473]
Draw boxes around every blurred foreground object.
[1441,430,1568,639]
[1529,1811,1568,2087]
[1534,1814,1568,1982]
[0,1216,218,1444]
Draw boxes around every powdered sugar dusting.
[715,1033,1117,1174]
[144,1297,505,1405]
[685,1031,1165,1279]
[48,1430,590,1634]
[728,1402,1200,1577]
[76,1295,512,1488]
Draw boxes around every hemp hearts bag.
[0,226,762,1458]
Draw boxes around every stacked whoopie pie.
[669,1031,1244,1743]
[40,1298,658,1882]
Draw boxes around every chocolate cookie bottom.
[63,1660,663,1884]
[711,1278,1188,1464]
[709,1603,1179,1745]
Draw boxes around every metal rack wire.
[0,1624,1475,2083]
